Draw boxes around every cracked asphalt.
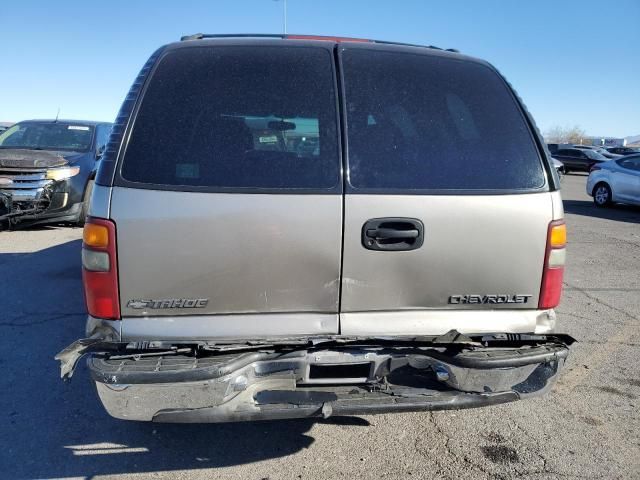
[1,174,639,479]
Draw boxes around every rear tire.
[77,179,94,226]
[593,182,612,208]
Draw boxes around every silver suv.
[57,34,573,423]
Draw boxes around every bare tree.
[544,126,566,143]
[566,126,588,145]
[544,125,589,145]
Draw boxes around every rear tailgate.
[341,193,550,311]
[338,45,557,335]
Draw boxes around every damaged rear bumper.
[57,333,574,423]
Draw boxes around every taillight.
[590,164,601,172]
[539,220,566,309]
[82,217,120,319]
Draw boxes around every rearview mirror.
[267,120,296,131]
[95,145,105,160]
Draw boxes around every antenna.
[273,0,287,34]
[54,107,60,123]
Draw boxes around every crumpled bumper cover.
[57,332,574,423]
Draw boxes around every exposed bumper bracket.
[55,331,575,422]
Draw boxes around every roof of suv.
[179,33,459,50]
[167,33,485,65]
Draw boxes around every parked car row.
[551,147,609,173]
[606,146,640,156]
[546,142,639,208]
[547,143,640,176]
[573,145,622,159]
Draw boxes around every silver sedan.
[586,154,640,207]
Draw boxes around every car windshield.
[583,149,607,160]
[0,122,94,152]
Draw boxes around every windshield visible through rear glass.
[583,150,607,161]
[0,122,94,151]
[120,46,339,190]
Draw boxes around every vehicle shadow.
[0,238,368,479]
[0,219,81,232]
[563,200,640,224]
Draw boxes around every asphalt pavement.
[0,173,639,479]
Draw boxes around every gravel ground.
[0,173,639,480]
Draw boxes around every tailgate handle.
[366,227,419,240]
[362,218,424,251]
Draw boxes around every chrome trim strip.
[120,313,339,341]
[340,309,556,336]
[0,180,52,189]
[0,172,47,181]
[0,188,44,201]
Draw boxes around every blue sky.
[1,0,638,137]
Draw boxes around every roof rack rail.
[179,33,460,53]
[181,33,285,41]
[373,39,442,51]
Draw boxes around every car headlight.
[46,166,81,181]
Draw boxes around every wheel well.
[82,173,96,197]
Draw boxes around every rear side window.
[120,46,339,190]
[617,157,640,171]
[341,49,545,191]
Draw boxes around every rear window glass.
[121,46,339,190]
[617,157,640,171]
[341,49,545,191]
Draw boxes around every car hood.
[0,148,84,169]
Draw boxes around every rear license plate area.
[305,362,373,384]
